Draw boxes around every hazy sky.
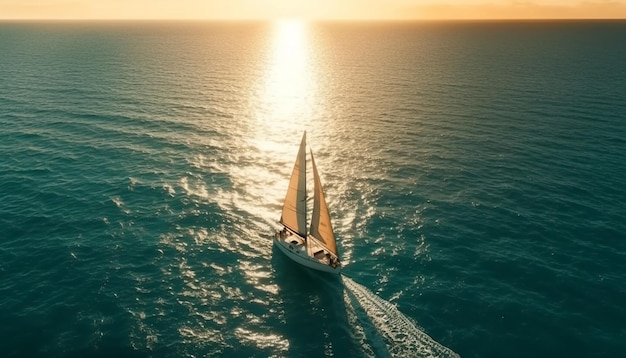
[1,0,625,20]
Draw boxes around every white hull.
[274,231,342,274]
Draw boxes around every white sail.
[309,150,338,256]
[280,132,307,237]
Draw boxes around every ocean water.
[1,20,625,358]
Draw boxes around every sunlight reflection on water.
[225,19,323,233]
[257,20,318,131]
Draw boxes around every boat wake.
[342,276,460,358]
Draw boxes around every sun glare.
[256,20,317,132]
[230,19,319,230]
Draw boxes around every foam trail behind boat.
[342,276,460,358]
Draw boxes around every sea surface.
[1,20,625,358]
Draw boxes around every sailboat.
[274,131,342,274]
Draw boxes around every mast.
[309,149,338,256]
[280,132,307,237]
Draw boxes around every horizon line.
[1,17,626,22]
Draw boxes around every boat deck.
[275,228,341,273]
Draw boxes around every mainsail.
[309,150,338,256]
[280,132,307,237]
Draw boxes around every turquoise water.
[1,20,625,357]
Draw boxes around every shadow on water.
[61,347,153,358]
[270,244,366,358]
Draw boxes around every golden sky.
[1,0,625,20]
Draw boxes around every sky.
[1,0,625,20]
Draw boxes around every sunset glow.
[1,0,625,20]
